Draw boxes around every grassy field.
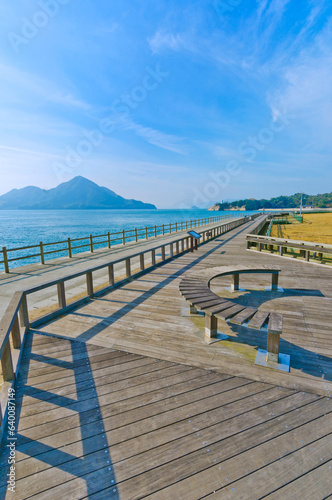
[271,213,332,244]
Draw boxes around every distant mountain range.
[0,176,157,210]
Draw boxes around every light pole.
[300,193,304,215]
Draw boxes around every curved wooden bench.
[180,265,283,363]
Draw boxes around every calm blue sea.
[0,209,256,270]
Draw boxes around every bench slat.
[230,307,257,325]
[268,313,283,334]
[204,301,234,315]
[190,296,224,306]
[218,304,246,320]
[198,298,227,310]
[247,311,270,330]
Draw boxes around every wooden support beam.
[205,313,218,338]
[271,272,279,290]
[140,253,145,271]
[267,332,280,363]
[11,316,21,349]
[19,295,29,329]
[108,264,114,286]
[39,242,45,265]
[151,249,156,267]
[125,258,131,278]
[1,341,14,381]
[57,282,66,309]
[2,247,9,274]
[86,272,94,298]
[68,238,72,257]
[231,273,240,291]
[161,246,166,261]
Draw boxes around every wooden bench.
[180,265,283,363]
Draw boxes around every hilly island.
[209,192,332,211]
[0,176,157,210]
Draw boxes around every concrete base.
[255,349,290,372]
[205,331,229,344]
[225,287,246,293]
[182,307,204,317]
[265,286,284,292]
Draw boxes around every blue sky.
[0,0,331,208]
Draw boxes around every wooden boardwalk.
[1,218,332,498]
[0,332,331,499]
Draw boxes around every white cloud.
[148,30,184,54]
[120,117,187,154]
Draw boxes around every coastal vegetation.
[210,192,332,211]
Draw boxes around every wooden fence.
[0,213,260,439]
[246,233,332,263]
[0,213,252,273]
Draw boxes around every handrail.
[0,213,260,441]
[246,232,332,263]
[0,212,257,272]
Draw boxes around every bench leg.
[231,274,239,292]
[267,332,280,363]
[271,273,279,291]
[205,313,218,338]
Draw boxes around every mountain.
[0,177,157,210]
[209,192,332,211]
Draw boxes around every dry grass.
[271,213,332,244]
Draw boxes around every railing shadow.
[0,331,119,499]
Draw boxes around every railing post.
[107,232,111,248]
[181,222,183,231]
[108,264,114,286]
[68,238,72,258]
[145,227,148,239]
[19,295,29,329]
[39,242,45,265]
[162,224,165,235]
[175,222,178,232]
[90,235,94,253]
[169,223,172,234]
[86,272,94,298]
[2,247,9,273]
[57,282,66,309]
[11,316,21,349]
[125,258,131,278]
[1,341,14,381]
[154,225,157,238]
[122,230,126,245]
[135,228,138,242]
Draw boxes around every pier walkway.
[1,217,332,498]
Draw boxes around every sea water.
[0,209,256,270]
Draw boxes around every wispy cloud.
[0,144,60,158]
[120,117,187,154]
[148,30,184,54]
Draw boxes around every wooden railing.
[0,213,260,438]
[0,213,256,273]
[246,233,332,263]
